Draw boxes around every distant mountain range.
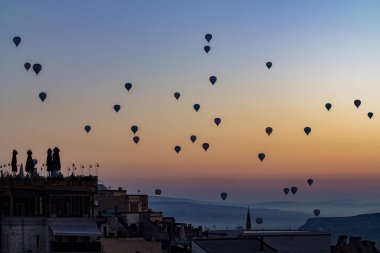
[300,213,380,246]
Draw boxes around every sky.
[1,0,380,203]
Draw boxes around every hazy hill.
[299,213,380,245]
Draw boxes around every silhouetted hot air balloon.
[190,135,197,143]
[256,217,263,225]
[174,146,181,153]
[325,103,332,111]
[354,100,361,108]
[220,192,227,201]
[155,189,162,196]
[13,36,21,47]
[265,127,273,136]
[193,104,200,112]
[283,188,289,195]
[24,62,31,71]
[368,112,373,119]
[258,153,265,162]
[133,136,140,144]
[131,125,138,134]
[313,209,320,217]
[202,143,209,151]
[84,125,91,133]
[307,179,314,186]
[174,92,180,100]
[33,64,42,75]
[39,92,47,102]
[214,118,221,126]
[209,76,217,85]
[114,104,121,112]
[266,62,272,69]
[291,186,298,195]
[204,46,210,53]
[125,83,132,91]
[205,34,212,43]
[304,127,311,136]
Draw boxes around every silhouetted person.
[52,147,61,177]
[46,148,53,176]
[25,150,34,174]
[11,150,18,173]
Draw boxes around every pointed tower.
[246,206,252,230]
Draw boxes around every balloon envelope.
[84,125,91,133]
[33,64,42,75]
[13,36,21,46]
[214,118,221,126]
[202,143,209,151]
[354,100,361,108]
[190,135,197,143]
[174,92,180,100]
[266,62,272,69]
[307,179,313,186]
[133,136,140,144]
[204,46,210,53]
[283,188,290,195]
[114,104,121,112]
[368,112,373,119]
[258,153,265,162]
[220,192,227,201]
[24,62,31,71]
[304,127,311,136]
[205,34,212,42]
[325,103,332,111]
[209,76,217,85]
[39,92,47,102]
[155,189,162,196]
[125,83,132,91]
[291,186,298,195]
[193,104,200,112]
[313,209,320,217]
[174,146,181,153]
[265,127,273,136]
[131,125,138,134]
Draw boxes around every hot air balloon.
[190,135,197,143]
[266,62,272,69]
[84,125,91,133]
[304,127,311,136]
[220,192,227,201]
[283,188,290,195]
[307,179,313,186]
[193,104,200,112]
[209,76,217,85]
[325,103,332,111]
[33,64,42,75]
[291,186,298,195]
[256,217,263,225]
[113,104,121,112]
[13,36,21,47]
[265,127,273,136]
[131,125,138,134]
[313,209,320,217]
[174,146,181,153]
[354,100,361,108]
[155,189,162,196]
[214,118,221,126]
[205,34,212,43]
[174,92,180,100]
[368,112,373,119]
[24,62,31,71]
[125,83,132,91]
[39,92,47,102]
[258,153,265,162]
[204,46,210,53]
[202,143,209,151]
[133,136,140,144]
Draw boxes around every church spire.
[246,206,251,230]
